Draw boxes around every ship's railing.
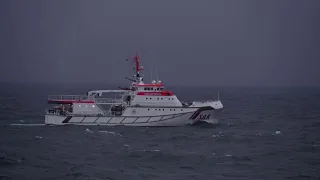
[48,95,91,101]
[193,100,221,103]
[94,98,123,104]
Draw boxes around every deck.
[47,95,124,105]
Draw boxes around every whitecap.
[85,128,93,133]
[98,130,122,136]
[124,144,130,148]
[35,136,43,139]
[141,149,160,152]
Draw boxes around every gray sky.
[0,0,319,87]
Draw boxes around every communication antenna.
[156,67,159,81]
[154,55,159,82]
[149,53,153,82]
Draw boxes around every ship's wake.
[9,123,47,126]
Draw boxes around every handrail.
[48,95,125,105]
[94,98,123,104]
[48,95,91,101]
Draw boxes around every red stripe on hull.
[133,83,164,87]
[136,91,173,96]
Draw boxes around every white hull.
[45,107,220,127]
[44,52,224,127]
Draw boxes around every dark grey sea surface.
[0,84,319,179]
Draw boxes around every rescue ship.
[45,53,223,126]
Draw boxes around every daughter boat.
[45,53,223,126]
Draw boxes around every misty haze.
[0,0,319,87]
[1,0,320,180]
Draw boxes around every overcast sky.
[0,0,319,87]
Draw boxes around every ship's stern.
[45,114,67,125]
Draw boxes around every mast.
[131,52,144,83]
